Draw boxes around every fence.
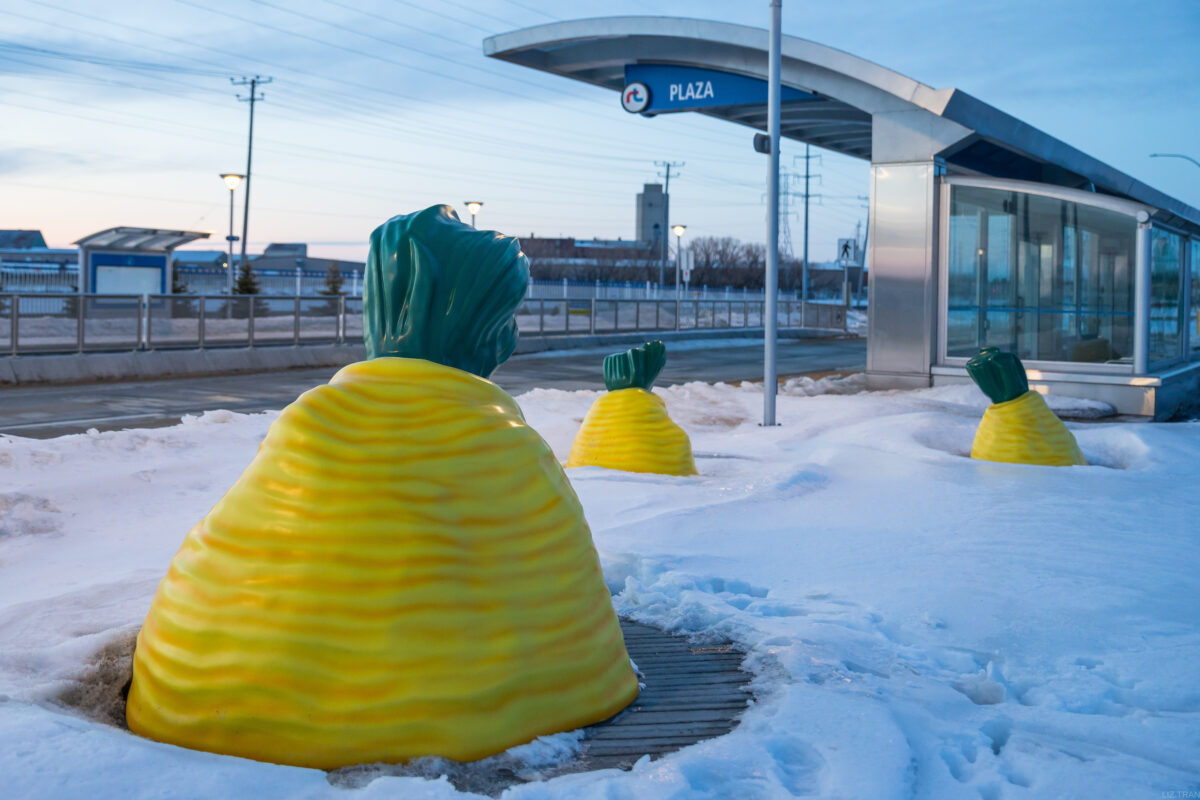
[3,266,866,307]
[515,298,846,335]
[525,278,867,306]
[0,294,847,356]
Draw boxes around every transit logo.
[621,82,650,113]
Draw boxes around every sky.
[2,0,1198,263]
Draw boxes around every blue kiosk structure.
[75,227,209,296]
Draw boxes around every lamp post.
[1150,153,1200,170]
[220,173,244,295]
[672,224,686,299]
[465,201,484,228]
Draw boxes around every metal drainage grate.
[559,619,753,772]
[329,619,754,794]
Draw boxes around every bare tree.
[741,242,766,271]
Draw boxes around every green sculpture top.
[603,341,667,391]
[966,347,1029,404]
[363,205,530,378]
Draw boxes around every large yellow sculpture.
[126,206,638,768]
[567,341,697,476]
[967,347,1087,466]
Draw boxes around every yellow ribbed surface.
[566,388,697,476]
[126,357,638,769]
[971,390,1088,466]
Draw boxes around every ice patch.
[0,493,61,539]
[328,730,585,794]
[780,372,866,397]
[181,409,238,425]
[954,662,1009,705]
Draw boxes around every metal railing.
[0,293,846,357]
[517,298,846,335]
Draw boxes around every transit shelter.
[485,17,1200,418]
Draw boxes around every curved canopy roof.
[74,227,210,252]
[485,17,1199,231]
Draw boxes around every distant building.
[635,183,667,251]
[261,243,308,259]
[0,229,48,249]
[172,250,228,270]
[0,229,77,293]
[520,236,658,279]
[250,243,363,278]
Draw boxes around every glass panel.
[946,185,1135,364]
[1149,228,1183,364]
[1191,239,1200,354]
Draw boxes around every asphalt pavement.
[0,337,865,439]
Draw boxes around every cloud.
[0,148,114,176]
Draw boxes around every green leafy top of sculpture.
[363,205,529,378]
[966,346,1029,405]
[603,341,667,392]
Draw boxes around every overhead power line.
[0,40,228,76]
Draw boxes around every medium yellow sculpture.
[567,341,697,476]
[126,206,638,768]
[967,347,1087,466]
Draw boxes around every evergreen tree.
[233,261,260,294]
[319,263,345,316]
[318,263,345,296]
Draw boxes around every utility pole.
[654,160,684,287]
[232,75,272,269]
[763,0,781,427]
[793,145,822,302]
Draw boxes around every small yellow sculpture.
[967,347,1087,466]
[567,341,697,476]
[126,206,638,768]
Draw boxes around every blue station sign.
[622,64,818,114]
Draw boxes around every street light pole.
[1150,153,1200,169]
[219,173,244,295]
[465,201,484,228]
[763,0,781,426]
[672,224,686,300]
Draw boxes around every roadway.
[0,337,865,439]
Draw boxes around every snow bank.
[1,376,1197,799]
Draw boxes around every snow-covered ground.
[1,375,1198,799]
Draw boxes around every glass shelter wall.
[1149,228,1184,365]
[1191,239,1200,356]
[945,185,1136,365]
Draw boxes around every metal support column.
[77,295,85,353]
[11,297,19,356]
[762,0,781,426]
[1134,214,1152,373]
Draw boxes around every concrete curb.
[0,328,851,386]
